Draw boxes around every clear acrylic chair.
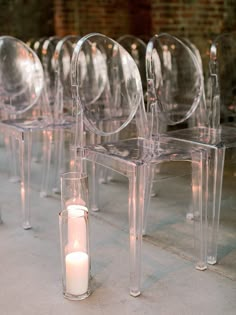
[71,33,149,296]
[0,36,52,229]
[71,33,211,296]
[33,36,61,194]
[94,34,148,184]
[33,37,47,62]
[203,31,236,264]
[48,35,79,194]
[117,35,147,95]
[146,33,236,270]
[210,32,236,124]
[182,37,207,129]
[41,36,60,105]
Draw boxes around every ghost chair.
[90,35,147,187]
[0,36,53,229]
[33,37,47,62]
[70,33,210,296]
[146,36,208,200]
[145,32,236,272]
[210,32,236,125]
[140,33,209,267]
[94,34,148,184]
[72,36,116,211]
[2,37,54,184]
[182,38,207,129]
[41,36,60,105]
[118,35,147,95]
[203,31,236,265]
[46,35,80,195]
[30,37,60,170]
[39,36,60,105]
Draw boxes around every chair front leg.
[142,163,155,236]
[207,147,225,265]
[192,149,208,271]
[19,131,32,229]
[40,130,53,197]
[90,161,99,211]
[128,164,146,297]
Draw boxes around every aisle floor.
[0,148,235,315]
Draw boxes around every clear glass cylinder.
[59,172,91,300]
[59,206,91,300]
[61,172,88,210]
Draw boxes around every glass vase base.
[63,289,91,301]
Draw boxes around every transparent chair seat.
[163,125,236,146]
[71,33,209,296]
[0,36,52,229]
[86,138,152,164]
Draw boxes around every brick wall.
[151,0,225,39]
[52,0,236,57]
[54,0,132,38]
[0,0,236,45]
[0,0,54,41]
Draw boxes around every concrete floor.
[0,146,235,314]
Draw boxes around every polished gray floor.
[0,146,235,315]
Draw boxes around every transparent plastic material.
[41,36,60,104]
[182,38,207,128]
[71,32,206,296]
[146,34,203,126]
[70,32,234,296]
[209,32,236,125]
[71,33,148,297]
[203,32,236,265]
[146,33,236,270]
[53,35,79,123]
[117,35,147,94]
[0,36,52,229]
[48,36,79,194]
[98,34,147,185]
[33,37,47,62]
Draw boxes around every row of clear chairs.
[0,36,52,229]
[0,31,235,297]
[0,34,79,228]
[71,32,236,296]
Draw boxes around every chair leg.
[99,165,110,184]
[192,149,208,271]
[40,130,53,198]
[52,128,65,194]
[128,165,145,297]
[207,147,225,265]
[90,162,99,211]
[19,132,32,229]
[142,163,155,235]
[6,135,20,183]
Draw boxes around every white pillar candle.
[65,251,89,296]
[67,205,88,252]
[65,197,86,208]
